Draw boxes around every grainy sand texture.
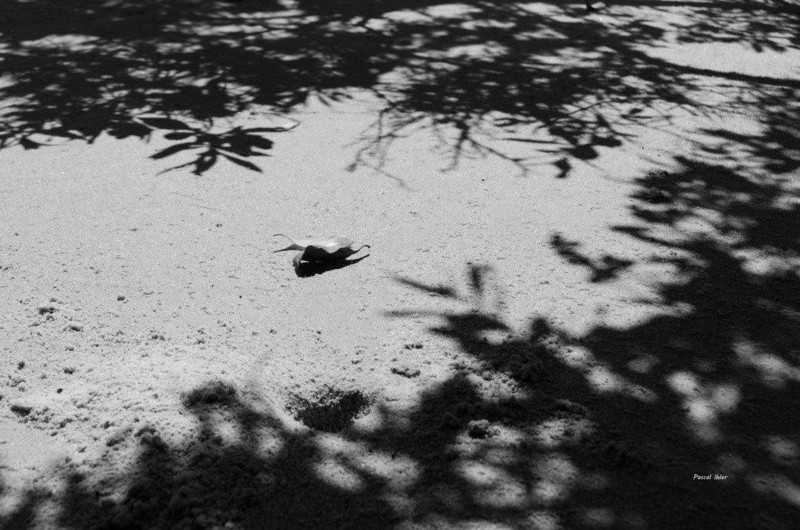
[1,1,799,529]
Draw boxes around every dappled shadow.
[1,381,395,529]
[3,160,799,527]
[3,1,800,526]
[2,0,799,175]
[0,486,48,530]
[382,144,800,528]
[382,156,800,525]
[0,373,575,529]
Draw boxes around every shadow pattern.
[2,1,800,529]
[294,255,370,278]
[1,0,798,175]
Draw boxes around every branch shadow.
[380,156,800,525]
[3,150,799,527]
[2,0,798,175]
[2,1,800,528]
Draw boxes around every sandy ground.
[2,2,800,529]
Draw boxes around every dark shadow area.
[295,255,369,277]
[142,118,296,176]
[550,233,635,282]
[382,157,800,526]
[2,1,800,527]
[2,153,799,527]
[1,381,396,529]
[0,486,48,530]
[2,0,798,175]
[287,386,372,433]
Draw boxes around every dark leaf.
[220,144,252,157]
[19,137,40,150]
[156,160,197,175]
[242,124,298,133]
[595,112,612,129]
[108,121,151,139]
[591,135,622,147]
[570,144,599,160]
[164,132,195,140]
[138,117,193,130]
[245,135,274,150]
[222,154,262,173]
[43,128,85,140]
[193,151,218,175]
[504,137,560,145]
[150,142,197,160]
[494,117,524,127]
[549,126,578,145]
[554,157,571,179]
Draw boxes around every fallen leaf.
[273,234,370,271]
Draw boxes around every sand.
[2,1,799,529]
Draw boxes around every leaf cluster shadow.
[2,0,798,175]
[2,1,799,528]
[4,150,798,527]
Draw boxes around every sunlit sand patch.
[627,353,659,374]
[455,425,528,458]
[20,33,100,50]
[460,19,516,31]
[422,3,482,19]
[585,364,624,392]
[482,446,522,466]
[519,510,563,530]
[397,514,518,530]
[529,453,579,505]
[554,345,593,369]
[206,416,240,446]
[532,417,595,449]
[346,449,420,490]
[439,43,510,60]
[477,328,514,346]
[587,364,658,403]
[641,41,800,81]
[314,434,421,490]
[255,431,284,459]
[761,435,800,467]
[666,371,742,443]
[748,473,800,509]
[381,491,416,520]
[578,506,616,528]
[313,458,366,492]
[457,461,528,508]
[734,337,800,388]
[553,343,658,402]
[716,452,748,476]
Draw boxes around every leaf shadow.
[294,255,370,278]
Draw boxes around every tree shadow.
[3,1,800,527]
[381,156,800,525]
[550,233,634,283]
[3,153,799,527]
[2,0,798,176]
